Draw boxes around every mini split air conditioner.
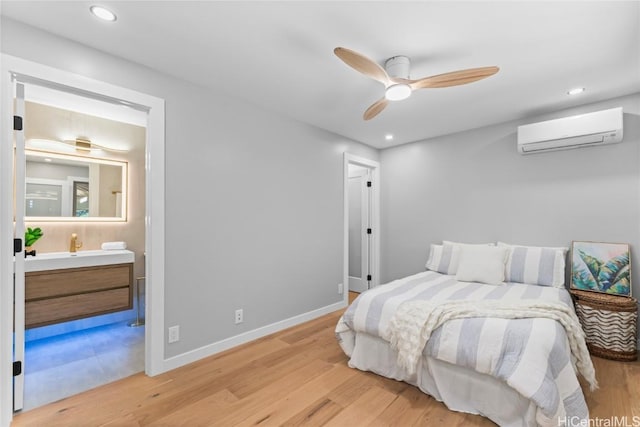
[517,107,623,154]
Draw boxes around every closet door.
[348,167,371,293]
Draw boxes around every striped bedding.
[336,270,592,426]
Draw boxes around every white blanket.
[386,299,597,391]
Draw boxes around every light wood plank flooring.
[13,304,640,426]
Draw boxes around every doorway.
[343,154,380,303]
[1,54,166,424]
[18,83,147,410]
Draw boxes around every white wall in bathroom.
[1,18,379,361]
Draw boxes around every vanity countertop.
[24,249,135,272]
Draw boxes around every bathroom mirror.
[25,149,127,221]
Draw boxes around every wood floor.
[13,298,640,426]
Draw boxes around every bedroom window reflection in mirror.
[25,149,127,221]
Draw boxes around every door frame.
[0,55,165,424]
[343,153,380,306]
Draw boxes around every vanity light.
[72,137,129,153]
[385,84,412,101]
[27,138,128,153]
[567,87,585,95]
[74,138,92,152]
[90,5,117,22]
[74,137,129,152]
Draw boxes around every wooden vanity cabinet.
[25,263,133,329]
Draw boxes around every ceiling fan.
[334,47,500,120]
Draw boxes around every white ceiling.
[2,1,639,149]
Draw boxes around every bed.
[335,241,596,427]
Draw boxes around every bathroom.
[18,85,147,410]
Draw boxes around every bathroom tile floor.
[21,321,144,412]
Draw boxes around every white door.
[13,80,26,411]
[348,166,371,293]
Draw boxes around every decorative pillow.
[455,245,509,285]
[498,242,568,287]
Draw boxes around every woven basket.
[571,290,638,361]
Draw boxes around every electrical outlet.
[235,309,243,324]
[168,325,180,343]
[338,283,344,294]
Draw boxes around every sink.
[24,249,135,272]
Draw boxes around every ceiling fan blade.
[410,66,499,90]
[334,47,390,85]
[363,98,388,120]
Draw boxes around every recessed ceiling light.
[567,87,585,95]
[90,5,117,22]
[385,134,394,141]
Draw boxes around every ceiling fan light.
[385,84,412,101]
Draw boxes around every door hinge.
[13,115,23,131]
[366,228,372,235]
[367,181,372,187]
[14,238,22,255]
[367,274,372,281]
[13,361,22,376]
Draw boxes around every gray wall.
[380,93,640,306]
[1,18,379,358]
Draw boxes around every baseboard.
[158,300,347,374]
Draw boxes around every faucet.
[70,233,83,254]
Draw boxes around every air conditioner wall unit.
[517,107,623,154]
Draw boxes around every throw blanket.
[386,299,597,391]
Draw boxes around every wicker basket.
[571,290,638,361]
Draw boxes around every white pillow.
[425,244,443,271]
[455,245,509,285]
[437,240,495,275]
[498,242,567,287]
